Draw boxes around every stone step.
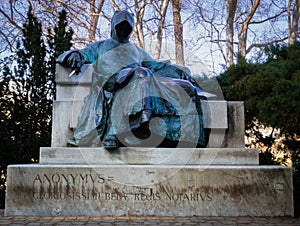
[40,147,259,165]
[5,164,293,216]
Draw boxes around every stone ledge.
[40,147,259,165]
[5,164,293,216]
[55,64,93,86]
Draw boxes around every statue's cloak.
[66,10,205,147]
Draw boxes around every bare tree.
[225,0,237,67]
[288,0,300,45]
[186,0,228,71]
[237,0,260,57]
[132,0,149,49]
[238,1,288,55]
[189,0,289,69]
[36,0,108,43]
[88,0,106,42]
[153,0,170,60]
[1,0,296,74]
[171,0,184,65]
[0,0,26,53]
[109,0,120,11]
[0,0,109,52]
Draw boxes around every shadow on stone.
[294,172,300,217]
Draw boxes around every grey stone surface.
[55,64,92,102]
[5,164,293,216]
[1,211,299,225]
[40,147,259,165]
[206,101,245,148]
[51,101,80,147]
[56,85,91,102]
[56,64,93,86]
[222,101,245,148]
[201,100,227,129]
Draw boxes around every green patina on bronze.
[57,10,206,149]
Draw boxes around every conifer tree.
[0,7,73,208]
[47,9,74,99]
[218,42,300,167]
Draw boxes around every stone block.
[222,101,245,148]
[55,64,93,86]
[5,164,293,216]
[56,85,91,101]
[201,100,227,129]
[206,101,245,148]
[39,147,259,165]
[51,101,79,147]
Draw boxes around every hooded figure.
[57,10,207,149]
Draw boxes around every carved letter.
[33,174,42,183]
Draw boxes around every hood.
[111,10,134,43]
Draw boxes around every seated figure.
[57,10,208,149]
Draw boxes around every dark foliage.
[218,43,300,217]
[0,8,73,209]
[218,42,300,167]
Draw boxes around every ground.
[0,210,299,226]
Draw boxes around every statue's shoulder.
[86,40,106,48]
[133,44,150,58]
[134,44,145,51]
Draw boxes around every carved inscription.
[32,173,213,202]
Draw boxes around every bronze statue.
[57,10,208,149]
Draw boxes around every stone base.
[5,164,293,216]
[40,147,259,165]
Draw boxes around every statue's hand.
[67,52,85,76]
[57,50,84,76]
[66,52,82,69]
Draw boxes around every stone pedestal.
[5,147,293,217]
[39,147,259,165]
[4,65,294,216]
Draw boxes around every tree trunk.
[238,0,260,57]
[171,0,184,65]
[133,0,147,49]
[88,0,105,42]
[288,0,300,45]
[154,0,170,60]
[225,0,237,67]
